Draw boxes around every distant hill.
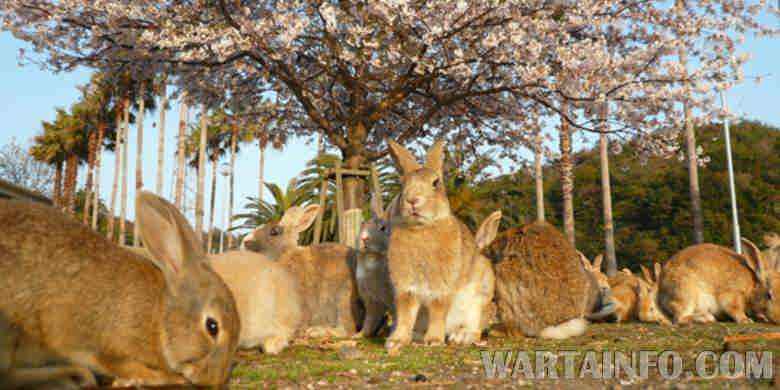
[474,120,779,270]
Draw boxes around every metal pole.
[720,88,741,254]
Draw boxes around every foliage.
[0,139,54,195]
[476,120,779,271]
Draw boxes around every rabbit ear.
[653,263,662,281]
[281,204,320,234]
[387,139,421,175]
[621,268,633,276]
[370,193,384,219]
[742,238,767,280]
[640,265,654,284]
[764,233,780,249]
[577,251,591,270]
[475,210,502,250]
[593,254,604,271]
[135,191,205,286]
[424,139,446,175]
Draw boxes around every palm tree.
[195,105,208,238]
[233,179,313,232]
[132,79,158,246]
[175,92,189,209]
[156,77,168,196]
[533,129,545,222]
[30,122,68,206]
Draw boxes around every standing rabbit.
[354,194,500,342]
[0,193,240,386]
[657,239,780,325]
[486,222,591,339]
[383,139,496,353]
[243,205,362,336]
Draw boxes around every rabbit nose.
[406,197,422,207]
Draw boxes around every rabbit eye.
[432,178,440,188]
[379,224,387,232]
[270,226,283,236]
[205,317,219,338]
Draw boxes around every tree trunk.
[195,105,208,240]
[156,81,167,195]
[534,129,545,222]
[206,156,217,254]
[63,153,78,215]
[119,97,130,246]
[53,161,63,207]
[559,101,575,246]
[91,123,105,231]
[258,140,265,202]
[227,125,238,250]
[133,81,145,247]
[175,93,188,209]
[678,34,704,244]
[599,101,617,276]
[107,104,123,241]
[82,128,98,225]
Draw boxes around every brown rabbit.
[608,268,642,322]
[0,279,96,389]
[243,205,362,336]
[657,239,780,324]
[208,250,303,354]
[384,139,495,353]
[486,222,591,339]
[764,233,780,267]
[635,263,671,324]
[577,253,618,322]
[0,193,240,386]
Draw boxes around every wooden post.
[370,164,382,210]
[335,163,345,244]
[312,172,329,244]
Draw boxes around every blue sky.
[0,23,778,232]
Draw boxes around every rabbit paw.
[448,329,478,345]
[262,336,289,355]
[385,335,410,356]
[112,377,145,387]
[422,333,445,346]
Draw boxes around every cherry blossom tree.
[2,0,774,210]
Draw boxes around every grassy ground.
[228,323,780,388]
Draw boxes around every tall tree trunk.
[227,125,238,250]
[599,101,617,276]
[677,26,704,244]
[258,140,265,202]
[82,129,98,224]
[91,123,105,231]
[195,105,208,240]
[133,81,146,247]
[206,156,217,254]
[107,104,123,240]
[119,97,130,246]
[63,153,78,215]
[534,129,545,222]
[175,94,188,209]
[156,80,167,195]
[53,161,63,207]
[559,101,575,246]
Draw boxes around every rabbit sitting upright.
[486,222,591,339]
[383,139,496,354]
[0,193,240,386]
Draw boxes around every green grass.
[228,323,780,388]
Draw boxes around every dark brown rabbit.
[487,222,590,339]
[0,193,240,386]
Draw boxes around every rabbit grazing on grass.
[383,139,496,353]
[243,205,362,337]
[636,263,671,325]
[657,239,780,325]
[486,222,593,339]
[0,193,240,386]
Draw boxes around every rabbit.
[635,263,671,324]
[657,239,780,325]
[0,193,240,386]
[208,250,303,354]
[577,253,618,322]
[353,194,395,338]
[486,222,591,339]
[243,205,362,337]
[383,139,496,353]
[763,232,780,268]
[0,278,96,389]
